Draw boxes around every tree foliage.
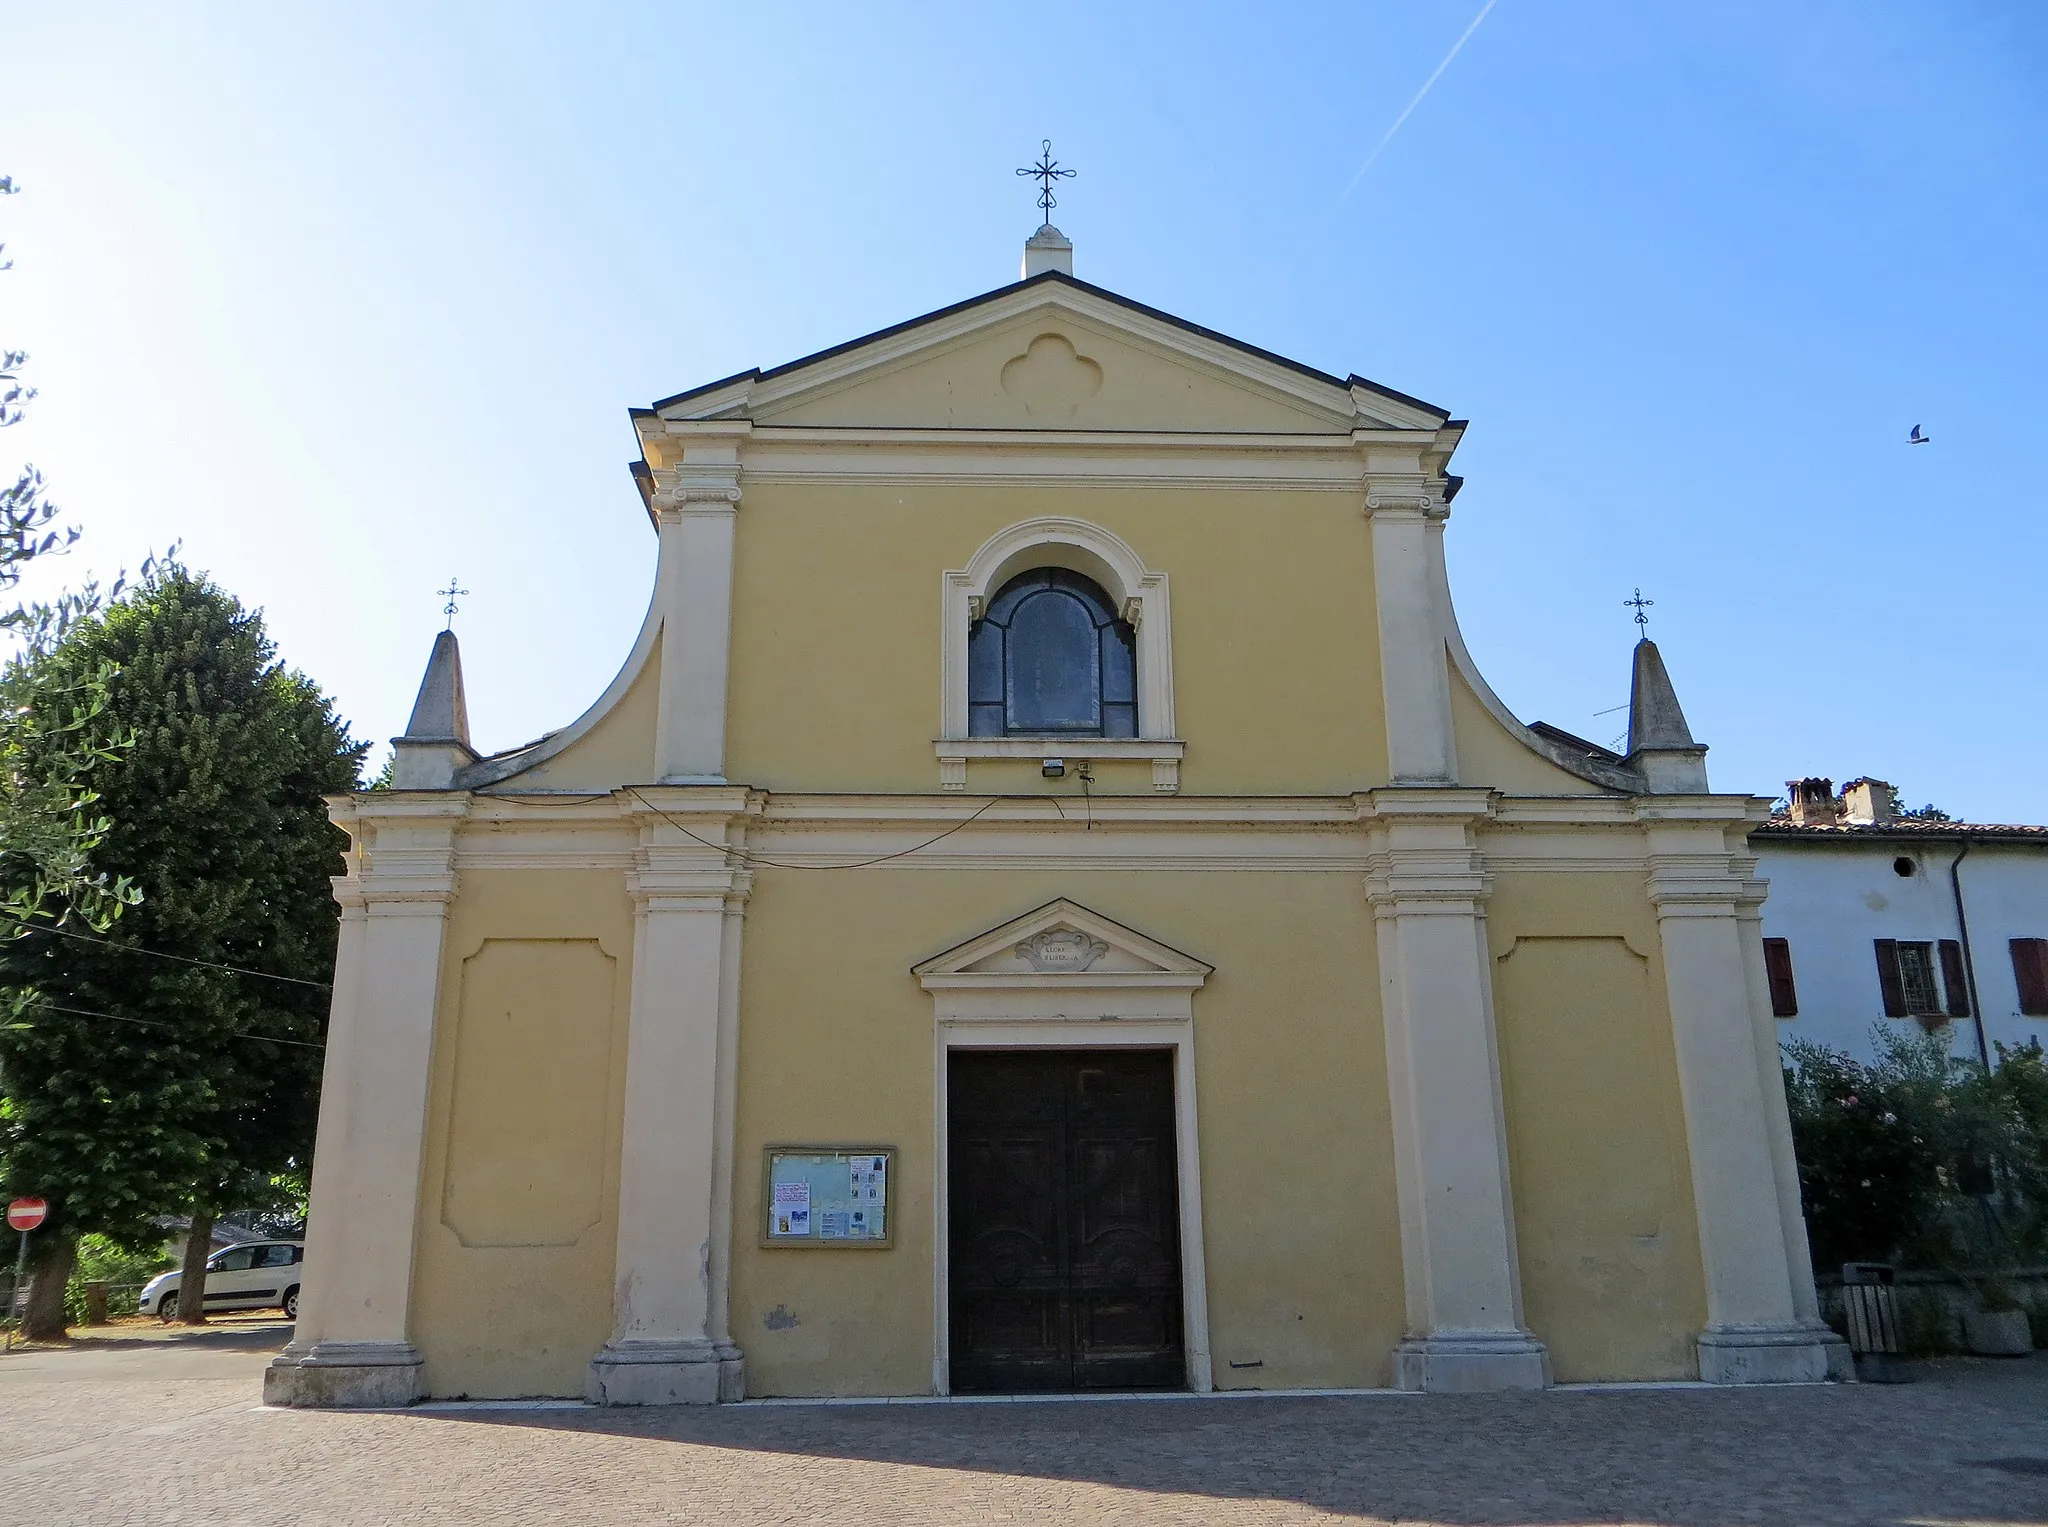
[1784,1029,2048,1280]
[0,564,364,1264]
[0,171,132,928]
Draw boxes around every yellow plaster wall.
[1449,668,1609,797]
[730,867,1402,1396]
[498,645,661,793]
[763,314,1347,433]
[1482,869,1707,1381]
[412,870,634,1398]
[724,483,1387,796]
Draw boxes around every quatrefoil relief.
[999,333,1104,422]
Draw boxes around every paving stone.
[4,1325,2047,1525]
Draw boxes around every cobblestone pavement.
[4,1325,2048,1526]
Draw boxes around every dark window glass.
[968,569,1137,738]
[211,1247,255,1272]
[1897,942,1941,1015]
[967,614,1005,737]
[256,1245,297,1268]
[1008,588,1100,731]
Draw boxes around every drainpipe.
[1948,837,1991,1069]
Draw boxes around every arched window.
[969,569,1136,737]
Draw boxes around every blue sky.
[5,3,2043,816]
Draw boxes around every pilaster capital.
[1644,851,1747,917]
[647,423,749,519]
[1361,474,1449,521]
[627,866,755,916]
[651,480,744,523]
[1364,855,1490,918]
[619,786,762,913]
[1354,438,1450,519]
[342,795,468,908]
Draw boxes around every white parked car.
[141,1240,305,1321]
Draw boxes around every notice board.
[761,1146,895,1248]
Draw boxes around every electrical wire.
[6,998,326,1050]
[0,914,332,990]
[619,786,1010,870]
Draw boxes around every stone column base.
[588,1338,742,1406]
[264,1341,425,1408]
[712,1341,746,1402]
[1395,1331,1551,1393]
[1696,1324,1832,1385]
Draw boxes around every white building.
[1753,777,2048,1066]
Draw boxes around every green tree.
[0,565,363,1335]
[0,171,131,929]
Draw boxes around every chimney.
[1785,777,1842,825]
[389,628,478,790]
[1022,224,1074,279]
[1841,777,1898,825]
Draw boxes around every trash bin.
[1842,1262,1910,1383]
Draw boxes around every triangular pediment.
[913,899,1212,989]
[652,274,1445,436]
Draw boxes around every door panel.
[948,1049,1183,1393]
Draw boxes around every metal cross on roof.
[438,576,470,628]
[1624,587,1654,632]
[1016,139,1075,223]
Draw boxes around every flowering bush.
[1784,1030,2048,1279]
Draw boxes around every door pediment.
[914,899,1211,1002]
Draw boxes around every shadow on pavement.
[403,1357,2048,1527]
[36,1319,293,1356]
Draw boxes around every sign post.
[5,1197,48,1351]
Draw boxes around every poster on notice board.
[762,1147,894,1248]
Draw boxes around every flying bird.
[1908,424,1930,445]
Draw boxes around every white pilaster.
[1640,801,1833,1384]
[1366,790,1549,1392]
[653,430,745,784]
[1736,865,1854,1379]
[1364,460,1457,786]
[266,795,467,1407]
[587,788,757,1405]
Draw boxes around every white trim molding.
[914,899,1215,1397]
[940,517,1177,792]
[933,736,1186,794]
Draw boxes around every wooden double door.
[947,1049,1185,1393]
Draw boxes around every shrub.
[1784,1031,2048,1281]
[62,1233,174,1324]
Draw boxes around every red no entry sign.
[6,1198,47,1233]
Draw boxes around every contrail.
[1338,0,1497,202]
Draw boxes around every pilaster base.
[1696,1324,1832,1385]
[716,1341,747,1403]
[587,1338,741,1406]
[1394,1332,1551,1393]
[264,1341,425,1408]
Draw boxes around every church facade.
[268,227,1842,1406]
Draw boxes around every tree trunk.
[176,1211,213,1325]
[21,1231,76,1342]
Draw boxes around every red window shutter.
[1874,939,1907,1017]
[1939,939,1971,1017]
[2013,939,2048,1017]
[1762,938,1799,1018]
